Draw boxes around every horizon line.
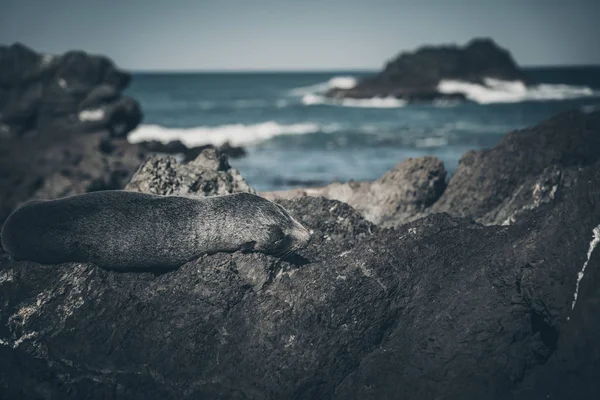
[129,63,600,74]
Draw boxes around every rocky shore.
[326,38,531,102]
[0,44,246,222]
[1,108,599,399]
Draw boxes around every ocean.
[125,67,600,192]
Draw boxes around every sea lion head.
[229,194,311,255]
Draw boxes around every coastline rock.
[139,140,247,162]
[263,156,446,227]
[0,43,142,138]
[0,44,146,223]
[430,110,600,224]
[1,110,600,399]
[125,148,255,196]
[327,38,530,102]
[1,157,599,399]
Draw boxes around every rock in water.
[327,38,530,102]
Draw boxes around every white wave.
[302,94,406,108]
[127,121,341,147]
[438,77,597,104]
[290,76,357,95]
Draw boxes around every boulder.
[430,110,600,224]
[125,148,255,196]
[0,43,141,137]
[263,156,447,227]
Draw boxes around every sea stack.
[326,38,531,102]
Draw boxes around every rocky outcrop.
[139,140,247,162]
[0,43,142,138]
[327,38,530,102]
[0,44,148,222]
[429,110,600,224]
[263,156,447,227]
[125,148,255,196]
[1,110,600,399]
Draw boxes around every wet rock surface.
[327,38,530,102]
[1,110,599,399]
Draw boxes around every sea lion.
[1,190,311,270]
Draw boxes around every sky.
[1,0,599,71]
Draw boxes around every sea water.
[125,67,600,191]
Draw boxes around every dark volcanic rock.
[1,162,599,399]
[430,110,600,224]
[139,140,247,162]
[0,43,142,137]
[327,38,530,102]
[1,110,600,399]
[0,44,147,223]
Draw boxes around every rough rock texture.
[327,38,530,102]
[263,156,447,227]
[1,110,600,399]
[125,148,255,196]
[0,43,142,138]
[430,110,600,224]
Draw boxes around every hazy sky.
[1,0,599,71]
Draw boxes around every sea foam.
[438,78,597,104]
[290,76,357,95]
[127,121,341,147]
[302,94,406,108]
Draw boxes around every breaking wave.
[127,121,342,147]
[438,78,597,104]
[302,94,406,108]
[290,76,357,95]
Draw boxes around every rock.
[0,44,146,223]
[125,148,255,196]
[430,110,600,224]
[0,43,141,137]
[139,140,247,162]
[327,38,531,102]
[1,153,599,398]
[263,156,447,227]
[79,84,120,110]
